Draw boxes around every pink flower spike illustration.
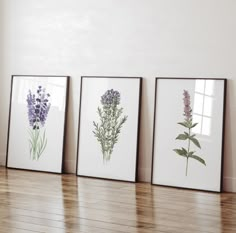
[173,90,206,176]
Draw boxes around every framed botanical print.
[152,78,226,192]
[76,76,142,182]
[6,75,69,173]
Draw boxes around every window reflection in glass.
[195,79,205,94]
[192,80,215,136]
[15,77,66,111]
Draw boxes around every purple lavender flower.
[27,86,51,130]
[101,89,120,106]
[183,90,192,121]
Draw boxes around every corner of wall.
[223,177,236,193]
[63,159,76,173]
[137,168,151,182]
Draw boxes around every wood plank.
[0,167,236,232]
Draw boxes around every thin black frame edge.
[61,76,70,174]
[76,76,143,183]
[135,78,143,182]
[150,78,159,185]
[220,79,227,192]
[5,75,14,169]
[75,76,84,176]
[6,75,70,175]
[151,77,227,193]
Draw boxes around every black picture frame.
[151,77,227,192]
[6,75,70,174]
[76,76,142,182]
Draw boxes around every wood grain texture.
[0,167,235,233]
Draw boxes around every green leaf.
[93,121,97,127]
[184,131,190,137]
[27,128,34,138]
[190,122,198,128]
[186,120,192,128]
[173,149,187,157]
[176,134,188,140]
[189,137,201,148]
[188,151,195,156]
[181,147,187,154]
[189,154,206,166]
[177,122,189,128]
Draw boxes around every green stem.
[33,128,39,160]
[29,126,47,161]
[186,128,191,176]
[103,151,111,162]
[186,158,189,176]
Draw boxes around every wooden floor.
[0,168,236,233]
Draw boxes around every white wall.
[1,0,236,191]
[0,0,6,165]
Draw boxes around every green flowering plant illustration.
[173,90,206,176]
[93,89,128,162]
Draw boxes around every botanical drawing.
[93,89,128,162]
[26,86,51,160]
[173,90,206,176]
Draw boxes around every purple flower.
[101,89,120,106]
[183,90,192,121]
[27,86,51,130]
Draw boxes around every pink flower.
[183,90,192,121]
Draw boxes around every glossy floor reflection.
[0,167,235,232]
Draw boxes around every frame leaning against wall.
[76,76,142,182]
[151,77,227,192]
[6,75,69,174]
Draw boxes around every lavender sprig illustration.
[93,89,128,162]
[173,90,206,176]
[26,86,51,160]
